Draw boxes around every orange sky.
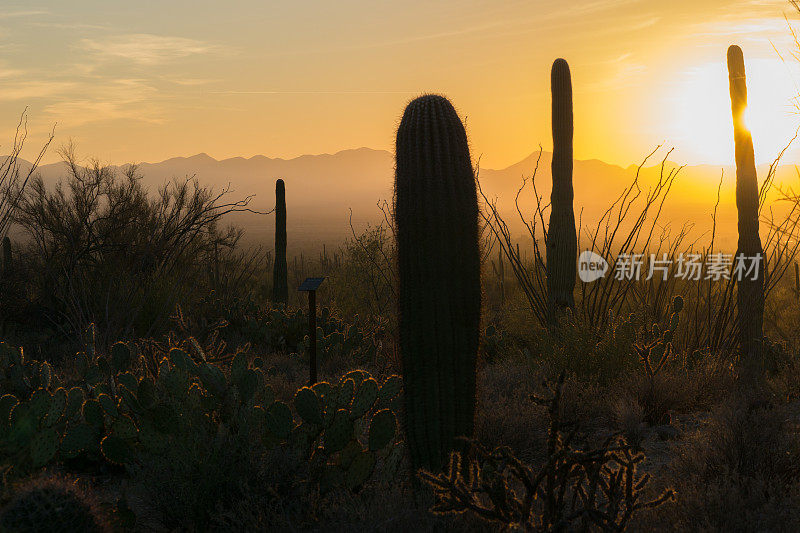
[2,1,800,169]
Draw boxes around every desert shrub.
[0,240,27,335]
[207,297,387,370]
[11,145,257,352]
[532,308,641,382]
[129,416,262,529]
[477,358,613,464]
[0,110,53,238]
[765,350,800,403]
[479,323,508,364]
[653,392,800,531]
[475,359,550,462]
[208,445,314,531]
[211,442,433,532]
[615,367,694,426]
[610,396,648,450]
[655,472,800,532]
[760,337,796,374]
[689,398,800,480]
[327,222,396,318]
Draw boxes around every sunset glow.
[664,57,800,166]
[6,6,800,527]
[1,1,800,170]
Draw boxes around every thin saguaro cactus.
[727,44,764,363]
[272,179,288,305]
[1,236,10,275]
[546,59,577,317]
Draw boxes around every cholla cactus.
[633,296,683,425]
[635,296,683,369]
[419,373,674,530]
[394,94,481,472]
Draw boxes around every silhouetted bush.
[11,145,259,351]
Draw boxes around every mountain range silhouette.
[6,148,797,250]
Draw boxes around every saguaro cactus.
[272,179,288,305]
[547,58,577,316]
[492,249,506,305]
[1,236,10,275]
[395,94,481,472]
[727,45,764,361]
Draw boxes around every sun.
[665,57,800,166]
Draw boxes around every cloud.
[0,63,24,79]
[29,21,108,30]
[0,10,49,20]
[0,73,166,126]
[42,99,165,126]
[585,54,648,92]
[696,17,793,37]
[169,77,217,87]
[209,90,416,95]
[263,0,648,57]
[41,79,165,126]
[0,80,77,101]
[79,33,225,65]
[543,0,644,20]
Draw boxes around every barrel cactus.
[394,94,481,472]
[272,178,288,305]
[727,45,764,362]
[0,476,109,532]
[547,58,577,315]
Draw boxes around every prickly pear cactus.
[292,370,402,491]
[0,329,402,497]
[0,387,70,477]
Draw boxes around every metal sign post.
[299,277,325,385]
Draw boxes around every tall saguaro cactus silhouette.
[1,236,10,275]
[272,179,288,305]
[727,45,764,361]
[395,94,481,472]
[547,58,577,315]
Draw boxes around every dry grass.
[639,387,800,531]
[474,358,549,461]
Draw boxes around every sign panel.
[299,277,325,292]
